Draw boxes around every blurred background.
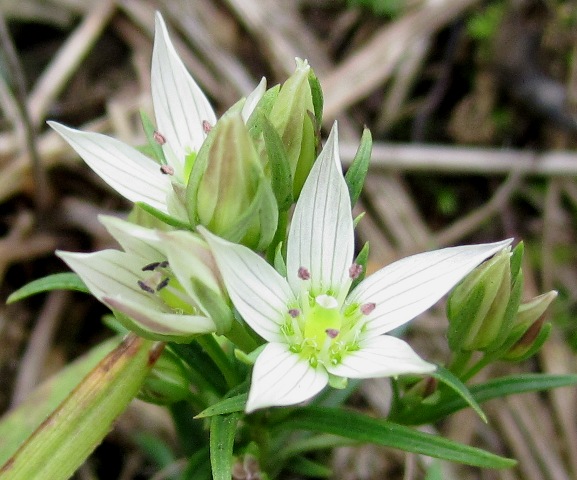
[0,0,576,479]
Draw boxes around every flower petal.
[327,335,435,379]
[241,77,266,123]
[152,13,216,167]
[287,123,354,301]
[49,122,171,212]
[349,239,513,338]
[200,228,294,343]
[246,342,328,412]
[98,215,165,261]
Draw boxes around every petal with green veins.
[349,239,514,339]
[200,228,293,343]
[152,13,216,167]
[287,123,354,301]
[327,336,435,379]
[246,342,328,413]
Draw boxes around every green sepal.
[350,242,369,291]
[307,67,324,130]
[189,277,233,336]
[344,128,372,206]
[272,406,516,469]
[504,323,552,362]
[210,413,241,480]
[274,241,287,277]
[7,273,89,304]
[134,202,191,230]
[246,84,281,139]
[139,109,167,165]
[195,394,248,418]
[509,241,524,282]
[261,115,293,211]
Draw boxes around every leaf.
[7,273,89,304]
[273,407,516,469]
[195,394,247,418]
[0,335,158,480]
[430,366,487,423]
[396,373,577,425]
[344,128,372,206]
[210,413,240,480]
[287,456,332,478]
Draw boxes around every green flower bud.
[268,58,318,198]
[138,349,191,405]
[502,290,557,361]
[447,246,523,352]
[186,111,278,251]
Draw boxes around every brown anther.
[158,260,169,268]
[142,262,161,272]
[325,328,340,339]
[160,165,174,175]
[349,263,363,279]
[156,277,170,291]
[288,308,300,318]
[153,131,166,145]
[360,302,376,315]
[137,280,155,294]
[202,120,212,133]
[298,267,310,280]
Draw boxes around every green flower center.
[303,294,342,348]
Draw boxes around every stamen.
[325,328,340,339]
[156,277,170,291]
[202,120,212,133]
[160,165,174,175]
[153,131,166,145]
[137,280,155,294]
[298,267,310,280]
[142,262,161,272]
[159,260,169,268]
[349,263,363,279]
[288,308,300,318]
[361,302,376,315]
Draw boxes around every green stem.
[226,318,259,353]
[460,353,499,383]
[447,351,473,379]
[196,335,241,389]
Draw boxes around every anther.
[158,260,169,268]
[349,263,363,279]
[288,308,300,318]
[156,277,170,291]
[361,302,376,315]
[137,280,155,294]
[298,267,310,280]
[325,328,340,339]
[202,120,212,133]
[142,262,161,272]
[153,131,166,145]
[160,165,174,175]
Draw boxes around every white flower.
[201,123,512,412]
[48,12,265,218]
[57,215,232,341]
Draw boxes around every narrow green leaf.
[7,273,89,304]
[210,413,240,480]
[273,407,516,469]
[287,456,332,478]
[0,335,158,480]
[195,394,247,419]
[261,116,293,211]
[397,373,577,425]
[344,128,372,206]
[134,202,192,230]
[430,366,487,423]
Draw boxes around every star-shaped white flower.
[201,123,512,412]
[48,12,265,218]
[57,215,230,342]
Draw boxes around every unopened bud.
[138,349,191,405]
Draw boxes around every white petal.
[200,228,293,343]
[241,77,266,123]
[152,13,216,166]
[49,122,171,212]
[287,123,354,301]
[98,215,165,261]
[327,335,435,379]
[246,342,328,412]
[349,239,513,338]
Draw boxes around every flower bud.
[447,246,522,352]
[186,111,278,251]
[138,349,191,405]
[501,290,557,361]
[268,58,318,198]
